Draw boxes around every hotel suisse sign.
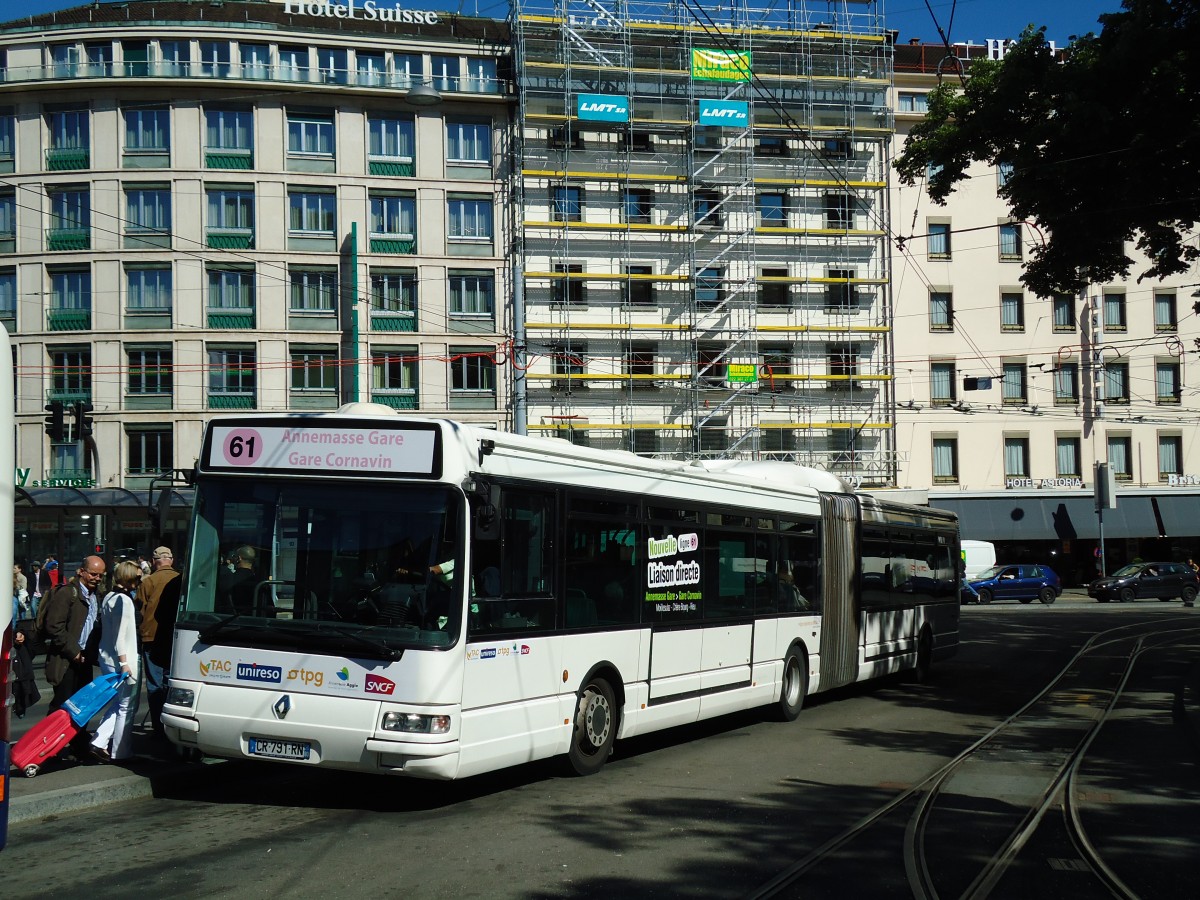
[278,1,440,24]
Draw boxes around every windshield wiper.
[291,622,404,661]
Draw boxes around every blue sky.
[7,0,1122,45]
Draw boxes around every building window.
[206,267,255,327]
[291,349,338,392]
[696,267,724,308]
[698,346,725,387]
[551,185,583,222]
[1056,436,1082,478]
[49,348,90,402]
[1107,435,1133,480]
[205,187,254,248]
[289,267,337,313]
[1053,362,1079,405]
[239,42,270,80]
[0,269,15,328]
[1103,361,1130,404]
[929,291,953,331]
[371,350,418,408]
[356,51,387,87]
[124,108,169,156]
[552,344,586,389]
[127,427,172,476]
[0,111,13,172]
[1156,360,1182,405]
[392,53,422,87]
[1000,291,1025,332]
[552,264,585,305]
[204,108,253,167]
[759,268,789,308]
[761,346,790,393]
[447,196,493,241]
[446,120,491,164]
[1154,292,1178,332]
[125,266,171,313]
[756,135,788,156]
[288,113,335,159]
[1004,436,1030,478]
[124,186,171,246]
[451,349,496,394]
[288,190,336,236]
[208,348,256,407]
[930,362,956,407]
[927,222,950,259]
[624,265,654,306]
[316,47,348,84]
[695,190,722,227]
[277,46,310,82]
[1103,292,1127,332]
[999,223,1022,260]
[449,271,494,316]
[48,269,90,330]
[627,343,656,390]
[47,186,90,250]
[367,115,414,176]
[1053,294,1076,332]
[828,344,859,391]
[1002,361,1027,405]
[897,92,929,113]
[47,109,89,169]
[0,189,16,250]
[199,41,231,78]
[623,188,654,224]
[463,57,498,93]
[127,348,172,395]
[370,270,417,316]
[827,269,856,312]
[823,193,852,229]
[932,437,958,484]
[157,40,185,77]
[369,193,416,252]
[1159,435,1183,480]
[431,55,462,92]
[998,161,1014,187]
[759,192,787,226]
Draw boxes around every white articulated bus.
[162,406,959,779]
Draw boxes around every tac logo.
[236,662,282,684]
[336,667,350,681]
[364,674,396,695]
[200,659,232,678]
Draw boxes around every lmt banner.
[577,93,630,122]
[691,48,751,81]
[698,100,749,127]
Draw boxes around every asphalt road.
[6,602,1199,899]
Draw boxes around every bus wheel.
[913,628,934,684]
[567,676,617,776]
[775,649,808,722]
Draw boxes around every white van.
[961,540,997,579]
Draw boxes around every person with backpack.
[138,546,180,743]
[90,560,141,762]
[39,556,106,728]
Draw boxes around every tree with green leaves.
[894,0,1200,298]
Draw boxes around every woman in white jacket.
[91,559,142,761]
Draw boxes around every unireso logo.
[236,663,282,683]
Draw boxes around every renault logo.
[273,694,292,720]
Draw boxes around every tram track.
[749,617,1200,900]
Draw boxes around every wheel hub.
[584,693,611,748]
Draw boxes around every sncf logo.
[364,674,396,695]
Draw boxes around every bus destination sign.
[206,424,437,477]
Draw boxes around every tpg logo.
[365,674,396,695]
[236,663,282,683]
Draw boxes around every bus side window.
[468,486,556,636]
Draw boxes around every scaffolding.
[513,0,897,486]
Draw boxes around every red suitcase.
[11,709,82,778]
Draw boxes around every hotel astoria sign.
[279,1,440,24]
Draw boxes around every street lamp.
[404,82,443,106]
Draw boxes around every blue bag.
[63,672,125,728]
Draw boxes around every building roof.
[0,0,510,44]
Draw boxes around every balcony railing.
[370,311,416,332]
[208,393,254,410]
[46,308,91,331]
[371,391,418,410]
[207,308,255,329]
[46,228,90,251]
[45,148,89,171]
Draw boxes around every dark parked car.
[1088,562,1200,603]
[966,564,1062,605]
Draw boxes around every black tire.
[976,588,993,605]
[566,676,617,776]
[1119,587,1136,603]
[913,628,935,684]
[1018,596,1033,605]
[1182,585,1198,604]
[775,648,808,721]
[1038,587,1056,605]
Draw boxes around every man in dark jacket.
[42,555,106,714]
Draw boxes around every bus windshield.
[180,478,465,656]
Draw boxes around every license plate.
[248,737,311,760]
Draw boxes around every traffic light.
[73,400,94,439]
[43,400,65,442]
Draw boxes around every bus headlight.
[381,712,451,735]
[166,686,195,708]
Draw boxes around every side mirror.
[149,486,172,536]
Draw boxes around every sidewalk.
[5,663,219,827]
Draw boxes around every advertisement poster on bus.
[644,531,702,619]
